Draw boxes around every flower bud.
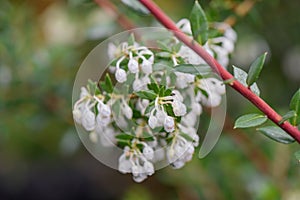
[82,109,96,131]
[115,68,127,83]
[164,116,175,133]
[72,108,82,124]
[172,100,187,116]
[148,114,157,129]
[143,146,154,160]
[141,59,152,74]
[128,58,139,73]
[122,103,133,119]
[143,161,154,176]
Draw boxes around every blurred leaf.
[295,150,300,162]
[279,110,296,124]
[233,65,260,96]
[121,0,150,15]
[246,52,267,86]
[234,113,267,129]
[135,90,157,100]
[290,88,300,125]
[174,64,211,75]
[189,0,208,44]
[257,126,295,144]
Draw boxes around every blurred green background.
[0,0,300,199]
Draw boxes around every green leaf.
[121,0,149,15]
[234,113,267,129]
[156,52,172,58]
[147,83,159,93]
[135,90,157,100]
[233,65,260,96]
[246,52,267,86]
[279,110,296,124]
[290,88,300,125]
[257,126,295,144]
[115,133,135,140]
[294,150,300,162]
[189,1,208,45]
[127,33,135,46]
[104,74,113,93]
[87,79,97,94]
[174,64,211,75]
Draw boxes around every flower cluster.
[73,20,236,182]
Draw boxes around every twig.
[138,0,300,143]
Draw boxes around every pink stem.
[139,0,300,143]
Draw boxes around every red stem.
[139,0,300,143]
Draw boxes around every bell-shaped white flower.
[72,108,82,124]
[96,114,110,127]
[200,91,222,107]
[118,154,132,174]
[148,114,158,129]
[172,100,187,116]
[133,78,142,91]
[176,18,192,35]
[122,102,133,119]
[128,58,139,73]
[81,109,96,131]
[80,87,89,99]
[141,59,153,74]
[99,103,111,117]
[143,146,154,160]
[132,173,147,183]
[164,116,175,133]
[191,102,202,115]
[115,68,127,83]
[143,161,154,176]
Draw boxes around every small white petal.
[143,146,154,160]
[82,110,96,131]
[128,58,139,73]
[115,68,127,83]
[141,59,152,74]
[164,116,175,133]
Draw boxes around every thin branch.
[138,0,300,143]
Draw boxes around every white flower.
[133,173,147,183]
[200,91,222,107]
[128,58,139,73]
[148,114,158,129]
[181,111,198,127]
[164,116,175,133]
[199,78,225,95]
[96,114,110,127]
[133,78,142,91]
[115,68,127,83]
[72,108,82,124]
[143,161,154,176]
[122,102,133,119]
[175,72,195,89]
[108,43,117,60]
[143,146,154,160]
[141,59,153,74]
[89,131,98,143]
[156,109,167,126]
[118,154,132,174]
[80,87,89,99]
[172,100,187,116]
[98,103,111,117]
[191,102,202,115]
[81,109,96,131]
[172,90,183,102]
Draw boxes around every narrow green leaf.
[115,133,135,140]
[233,65,260,96]
[189,1,208,45]
[135,90,157,100]
[121,0,149,14]
[174,64,211,75]
[156,52,172,58]
[127,33,135,46]
[257,126,295,144]
[234,113,267,129]
[290,88,300,125]
[279,110,296,124]
[105,74,113,93]
[246,52,267,86]
[295,150,300,162]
